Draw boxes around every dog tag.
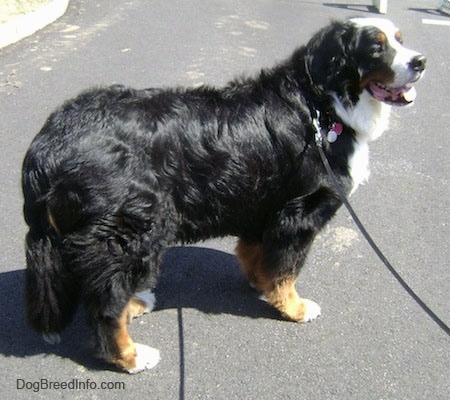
[327,130,338,143]
[327,123,343,143]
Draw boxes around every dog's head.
[304,18,426,107]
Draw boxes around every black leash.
[312,113,450,337]
[177,305,186,400]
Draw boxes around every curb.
[439,0,450,15]
[0,0,69,49]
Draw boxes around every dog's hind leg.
[76,219,169,373]
[99,299,160,373]
[83,276,161,373]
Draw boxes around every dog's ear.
[305,21,360,104]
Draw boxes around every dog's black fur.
[22,18,425,372]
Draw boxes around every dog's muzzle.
[367,53,426,106]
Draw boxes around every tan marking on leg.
[236,240,272,291]
[125,297,148,323]
[236,240,320,322]
[263,278,321,322]
[265,279,306,322]
[109,302,137,371]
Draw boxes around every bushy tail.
[23,159,80,336]
[24,230,79,335]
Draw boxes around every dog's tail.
[22,154,80,341]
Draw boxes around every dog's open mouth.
[367,81,417,105]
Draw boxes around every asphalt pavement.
[0,1,449,399]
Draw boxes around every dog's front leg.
[236,240,321,322]
[236,190,342,322]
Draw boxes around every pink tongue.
[369,82,416,103]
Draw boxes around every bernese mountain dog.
[22,18,425,373]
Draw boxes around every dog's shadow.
[0,246,277,370]
[155,246,276,318]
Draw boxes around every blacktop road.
[0,0,449,399]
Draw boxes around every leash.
[311,111,450,337]
[178,305,186,400]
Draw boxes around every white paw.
[135,290,156,313]
[42,332,61,345]
[301,298,321,322]
[126,343,160,374]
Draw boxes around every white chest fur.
[348,141,370,194]
[332,90,392,193]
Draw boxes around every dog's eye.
[371,43,384,58]
[395,30,403,44]
[371,32,387,58]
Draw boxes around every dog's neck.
[332,91,391,143]
[301,53,391,143]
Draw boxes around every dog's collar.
[304,56,323,97]
[304,60,343,144]
[309,106,343,146]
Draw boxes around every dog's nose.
[410,55,426,72]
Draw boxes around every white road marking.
[422,19,450,26]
